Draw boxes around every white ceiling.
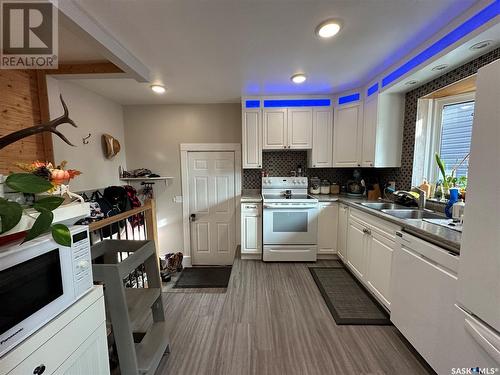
[60,0,480,104]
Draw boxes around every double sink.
[358,202,444,220]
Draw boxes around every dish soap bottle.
[419,179,431,198]
[445,187,459,218]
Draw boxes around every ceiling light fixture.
[469,40,492,51]
[150,84,166,94]
[291,73,307,84]
[315,19,342,39]
[432,64,449,71]
[405,80,418,86]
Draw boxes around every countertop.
[240,191,461,254]
[241,189,262,203]
[312,194,461,254]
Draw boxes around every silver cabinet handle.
[245,205,257,209]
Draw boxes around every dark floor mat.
[174,266,232,288]
[309,266,391,325]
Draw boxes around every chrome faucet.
[394,187,427,210]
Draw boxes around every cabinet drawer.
[8,296,106,375]
[242,203,261,215]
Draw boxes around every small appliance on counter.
[346,169,365,197]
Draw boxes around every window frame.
[415,92,475,186]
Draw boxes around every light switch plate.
[173,196,183,203]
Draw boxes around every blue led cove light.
[263,99,331,107]
[367,83,379,97]
[338,93,360,105]
[382,0,500,88]
[245,100,260,108]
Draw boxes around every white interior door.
[188,151,236,265]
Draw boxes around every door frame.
[180,143,241,267]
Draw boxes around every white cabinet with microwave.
[317,202,338,257]
[1,286,109,375]
[263,107,312,150]
[241,203,262,259]
[242,109,262,169]
[361,90,404,167]
[308,108,333,168]
[333,101,364,167]
[346,208,400,309]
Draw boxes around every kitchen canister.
[320,180,330,194]
[309,177,321,194]
[330,183,340,195]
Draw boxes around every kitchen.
[0,1,499,375]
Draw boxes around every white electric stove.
[262,177,318,262]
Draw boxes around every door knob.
[190,214,196,222]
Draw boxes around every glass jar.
[320,180,330,195]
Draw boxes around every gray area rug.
[309,264,391,325]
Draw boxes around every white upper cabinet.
[242,109,262,169]
[287,107,313,149]
[263,108,288,149]
[333,101,363,167]
[308,108,333,168]
[361,89,404,167]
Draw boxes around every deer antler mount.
[0,95,77,150]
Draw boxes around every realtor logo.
[1,0,58,69]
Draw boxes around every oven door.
[263,203,318,245]
[0,237,75,356]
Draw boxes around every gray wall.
[123,103,241,256]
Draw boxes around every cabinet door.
[310,108,333,167]
[333,102,363,167]
[242,109,262,169]
[287,107,312,149]
[263,108,287,149]
[362,95,377,167]
[241,204,261,255]
[317,202,338,255]
[337,204,348,262]
[366,231,393,309]
[347,217,367,280]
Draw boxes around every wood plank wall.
[0,70,52,174]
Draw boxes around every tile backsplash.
[242,150,398,190]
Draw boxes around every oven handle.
[263,204,318,209]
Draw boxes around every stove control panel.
[261,177,308,189]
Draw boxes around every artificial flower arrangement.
[0,161,82,245]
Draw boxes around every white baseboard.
[182,256,192,267]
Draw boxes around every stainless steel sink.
[359,202,406,210]
[381,209,444,220]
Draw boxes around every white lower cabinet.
[241,203,262,259]
[2,286,109,375]
[337,203,349,262]
[345,208,400,309]
[317,202,338,257]
[346,216,368,280]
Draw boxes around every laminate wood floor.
[154,259,433,375]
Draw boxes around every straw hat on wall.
[102,134,121,159]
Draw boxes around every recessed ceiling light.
[405,80,418,86]
[315,19,342,39]
[150,84,166,94]
[291,73,307,84]
[432,64,449,71]
[469,40,493,51]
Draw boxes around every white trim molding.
[180,143,242,267]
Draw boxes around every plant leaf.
[435,153,448,187]
[6,173,53,194]
[0,198,23,234]
[34,196,64,212]
[51,224,71,247]
[23,210,53,243]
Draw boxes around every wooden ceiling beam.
[44,62,124,75]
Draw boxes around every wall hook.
[82,133,91,144]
